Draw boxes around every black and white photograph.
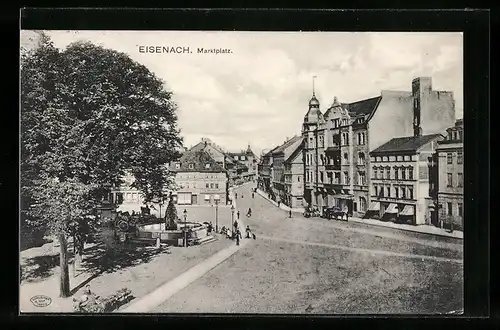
[20,30,464,314]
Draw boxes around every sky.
[22,31,463,157]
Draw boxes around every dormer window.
[188,163,194,169]
[234,156,239,160]
[205,163,211,169]
[175,163,180,169]
[241,156,245,161]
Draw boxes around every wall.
[413,77,456,136]
[368,91,414,152]
[175,171,228,205]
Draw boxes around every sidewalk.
[256,188,462,240]
[120,186,249,313]
[256,189,305,213]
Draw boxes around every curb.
[255,189,304,213]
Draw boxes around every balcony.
[325,145,340,152]
[325,164,341,171]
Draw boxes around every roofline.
[369,134,444,155]
[365,95,383,122]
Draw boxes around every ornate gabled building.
[302,77,456,218]
[226,144,258,183]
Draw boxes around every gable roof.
[284,140,304,164]
[172,150,226,173]
[371,134,443,154]
[272,136,302,155]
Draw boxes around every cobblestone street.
[153,184,463,314]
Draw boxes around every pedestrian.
[237,210,240,219]
[252,192,255,199]
[235,192,238,199]
[233,220,238,231]
[343,206,349,221]
[289,209,292,218]
[245,225,251,238]
[236,229,241,246]
[278,200,281,208]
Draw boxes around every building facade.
[368,134,444,225]
[169,150,229,205]
[436,119,464,230]
[227,145,258,182]
[257,147,278,194]
[271,136,303,205]
[302,77,455,218]
[284,140,305,209]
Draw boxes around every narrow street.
[152,184,463,314]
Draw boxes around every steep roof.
[343,96,382,116]
[371,134,443,154]
[272,136,302,155]
[172,150,226,173]
[285,140,304,163]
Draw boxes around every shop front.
[398,204,416,225]
[364,201,380,219]
[381,202,398,222]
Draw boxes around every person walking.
[252,192,255,199]
[237,210,240,220]
[236,229,241,246]
[247,207,252,217]
[235,192,238,199]
[343,205,349,221]
[245,225,251,238]
[289,209,292,218]
[233,220,239,232]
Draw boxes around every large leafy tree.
[21,36,182,297]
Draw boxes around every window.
[408,187,413,199]
[188,163,194,169]
[241,156,245,160]
[209,183,214,188]
[357,133,361,145]
[395,186,399,198]
[343,171,349,184]
[343,153,348,163]
[394,166,399,180]
[457,173,463,187]
[320,171,324,183]
[386,186,390,197]
[298,176,301,182]
[206,183,209,188]
[397,155,402,161]
[358,152,365,165]
[447,173,453,187]
[175,163,180,169]
[358,171,366,185]
[408,166,413,180]
[447,202,453,216]
[215,183,219,189]
[404,155,411,161]
[457,151,463,164]
[373,186,378,196]
[234,156,239,160]
[458,203,463,217]
[447,153,453,164]
[385,167,391,179]
[205,163,211,169]
[380,186,384,197]
[401,186,406,199]
[334,172,340,184]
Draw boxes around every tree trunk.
[59,233,70,298]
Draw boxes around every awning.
[368,201,380,211]
[400,205,415,216]
[385,203,398,214]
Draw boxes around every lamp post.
[231,204,235,231]
[183,209,188,247]
[214,194,220,233]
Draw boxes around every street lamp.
[214,194,220,233]
[183,209,188,247]
[231,204,235,231]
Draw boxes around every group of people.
[229,220,256,245]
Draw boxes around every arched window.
[358,152,365,165]
[343,152,348,163]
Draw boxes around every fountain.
[135,221,210,246]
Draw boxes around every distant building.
[111,149,229,212]
[435,119,464,230]
[271,136,303,205]
[284,139,305,209]
[169,150,229,205]
[189,138,226,168]
[302,77,455,217]
[257,147,278,194]
[227,145,258,183]
[368,134,444,225]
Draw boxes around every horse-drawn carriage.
[324,207,349,221]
